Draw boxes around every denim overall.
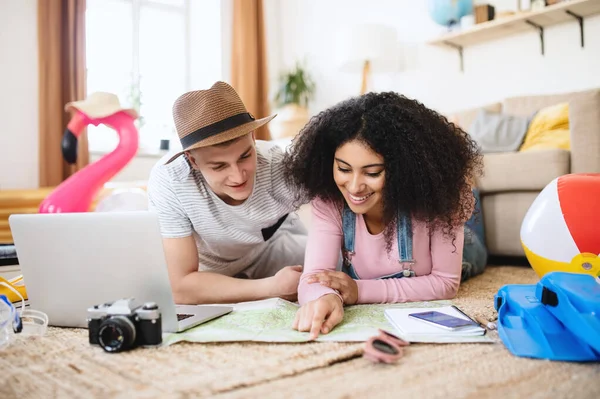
[341,206,416,280]
[340,190,488,282]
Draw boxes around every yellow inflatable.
[0,275,27,303]
[521,173,600,278]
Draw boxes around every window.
[85,0,223,153]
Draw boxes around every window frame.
[86,0,192,153]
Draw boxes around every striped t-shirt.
[147,140,303,275]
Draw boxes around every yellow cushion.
[519,102,570,152]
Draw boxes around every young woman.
[283,91,487,339]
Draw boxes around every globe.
[428,0,473,28]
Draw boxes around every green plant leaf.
[274,61,315,108]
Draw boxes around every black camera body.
[87,298,162,353]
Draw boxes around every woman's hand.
[307,271,359,305]
[292,294,344,340]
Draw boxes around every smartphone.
[408,311,477,331]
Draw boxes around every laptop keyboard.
[177,313,194,321]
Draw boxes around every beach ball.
[521,173,600,278]
[95,188,148,212]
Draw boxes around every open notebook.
[385,305,489,343]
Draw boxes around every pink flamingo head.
[39,93,139,214]
[62,111,91,164]
[62,92,139,164]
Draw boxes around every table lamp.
[339,24,399,95]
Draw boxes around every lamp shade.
[338,24,399,73]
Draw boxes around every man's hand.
[292,294,344,340]
[269,265,303,301]
[306,271,359,305]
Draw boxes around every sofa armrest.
[570,90,600,173]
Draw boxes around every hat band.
[180,112,255,148]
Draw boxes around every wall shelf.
[427,0,600,72]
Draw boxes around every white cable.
[0,281,24,315]
[0,282,48,335]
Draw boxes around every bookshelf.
[427,0,600,71]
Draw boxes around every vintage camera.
[87,298,162,353]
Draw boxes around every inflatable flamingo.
[39,92,139,213]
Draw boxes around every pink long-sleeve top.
[298,198,463,305]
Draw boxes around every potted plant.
[270,61,316,140]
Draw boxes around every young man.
[147,81,307,305]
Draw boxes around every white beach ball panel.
[520,177,579,263]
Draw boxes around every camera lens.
[98,316,136,353]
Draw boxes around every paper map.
[162,298,493,346]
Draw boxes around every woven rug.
[1,266,598,399]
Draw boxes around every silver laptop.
[8,211,232,333]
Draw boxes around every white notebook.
[385,305,489,343]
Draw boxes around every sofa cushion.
[449,103,502,133]
[476,149,570,193]
[469,109,531,153]
[519,102,570,152]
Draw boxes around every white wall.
[266,0,600,116]
[4,1,599,188]
[0,0,39,189]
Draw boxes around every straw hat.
[165,81,276,164]
[65,92,138,119]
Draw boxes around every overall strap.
[341,204,356,259]
[397,213,416,277]
[341,204,415,278]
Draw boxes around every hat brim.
[65,102,139,119]
[164,113,277,164]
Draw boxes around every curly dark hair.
[283,91,483,252]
